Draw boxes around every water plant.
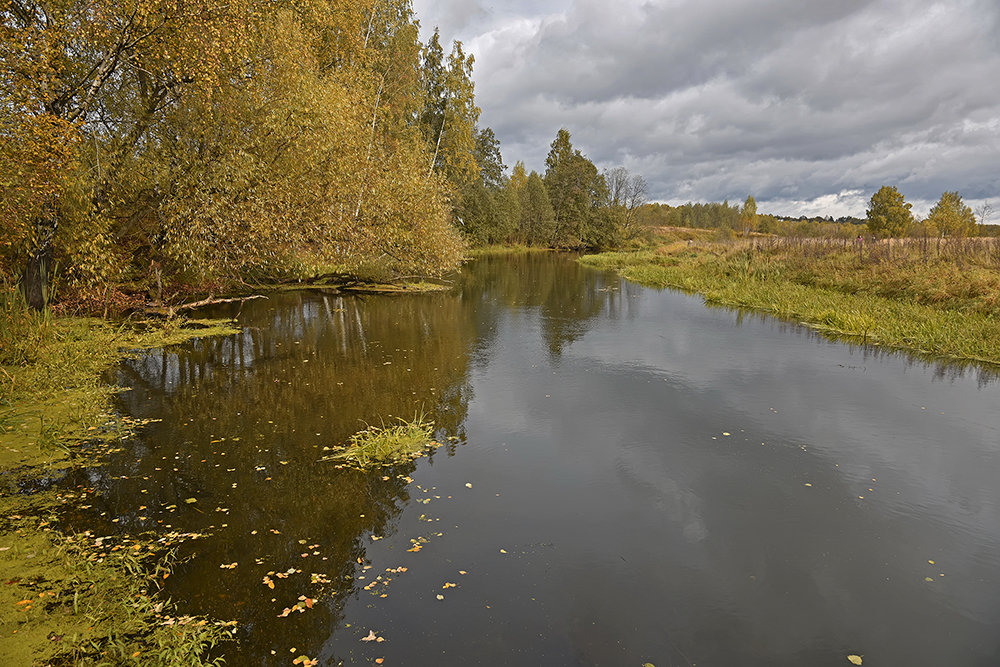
[322,414,437,469]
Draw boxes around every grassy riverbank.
[1,289,238,664]
[581,230,1000,365]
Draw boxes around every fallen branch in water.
[145,294,267,317]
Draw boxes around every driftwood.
[145,294,267,317]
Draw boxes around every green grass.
[322,414,437,469]
[581,235,1000,366]
[1,282,238,664]
[1,279,237,469]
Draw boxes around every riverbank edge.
[1,315,239,665]
[580,247,1000,368]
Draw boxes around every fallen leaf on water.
[436,594,444,600]
[458,570,467,575]
[375,659,384,665]
[442,582,456,589]
[219,562,237,569]
[465,483,472,488]
[361,630,378,642]
[185,498,197,504]
[847,655,863,665]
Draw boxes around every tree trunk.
[22,214,58,310]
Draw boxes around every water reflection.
[722,304,1000,387]
[74,254,624,662]
[57,253,1000,666]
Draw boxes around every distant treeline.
[634,202,862,237]
[635,189,996,239]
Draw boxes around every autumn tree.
[543,129,612,248]
[456,127,520,245]
[0,0,272,307]
[420,29,479,194]
[605,166,648,241]
[740,195,758,236]
[519,172,557,246]
[927,191,977,238]
[1,1,467,307]
[866,186,913,238]
[509,161,528,192]
[975,201,993,234]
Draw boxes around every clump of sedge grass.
[322,414,436,469]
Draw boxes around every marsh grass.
[322,414,437,469]
[1,278,236,467]
[0,285,238,664]
[582,233,1000,365]
[0,506,233,666]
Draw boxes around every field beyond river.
[581,227,1000,366]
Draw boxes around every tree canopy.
[927,191,977,238]
[1,0,473,307]
[2,2,656,309]
[543,129,613,248]
[866,186,913,238]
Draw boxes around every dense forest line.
[2,0,476,310]
[0,0,648,312]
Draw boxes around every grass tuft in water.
[322,414,436,469]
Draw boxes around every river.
[91,253,1000,665]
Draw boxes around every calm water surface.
[88,254,1000,665]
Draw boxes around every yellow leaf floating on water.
[847,655,863,665]
[361,630,378,642]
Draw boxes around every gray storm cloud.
[413,0,1000,217]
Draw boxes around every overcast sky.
[411,0,1000,218]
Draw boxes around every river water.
[96,253,1000,666]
